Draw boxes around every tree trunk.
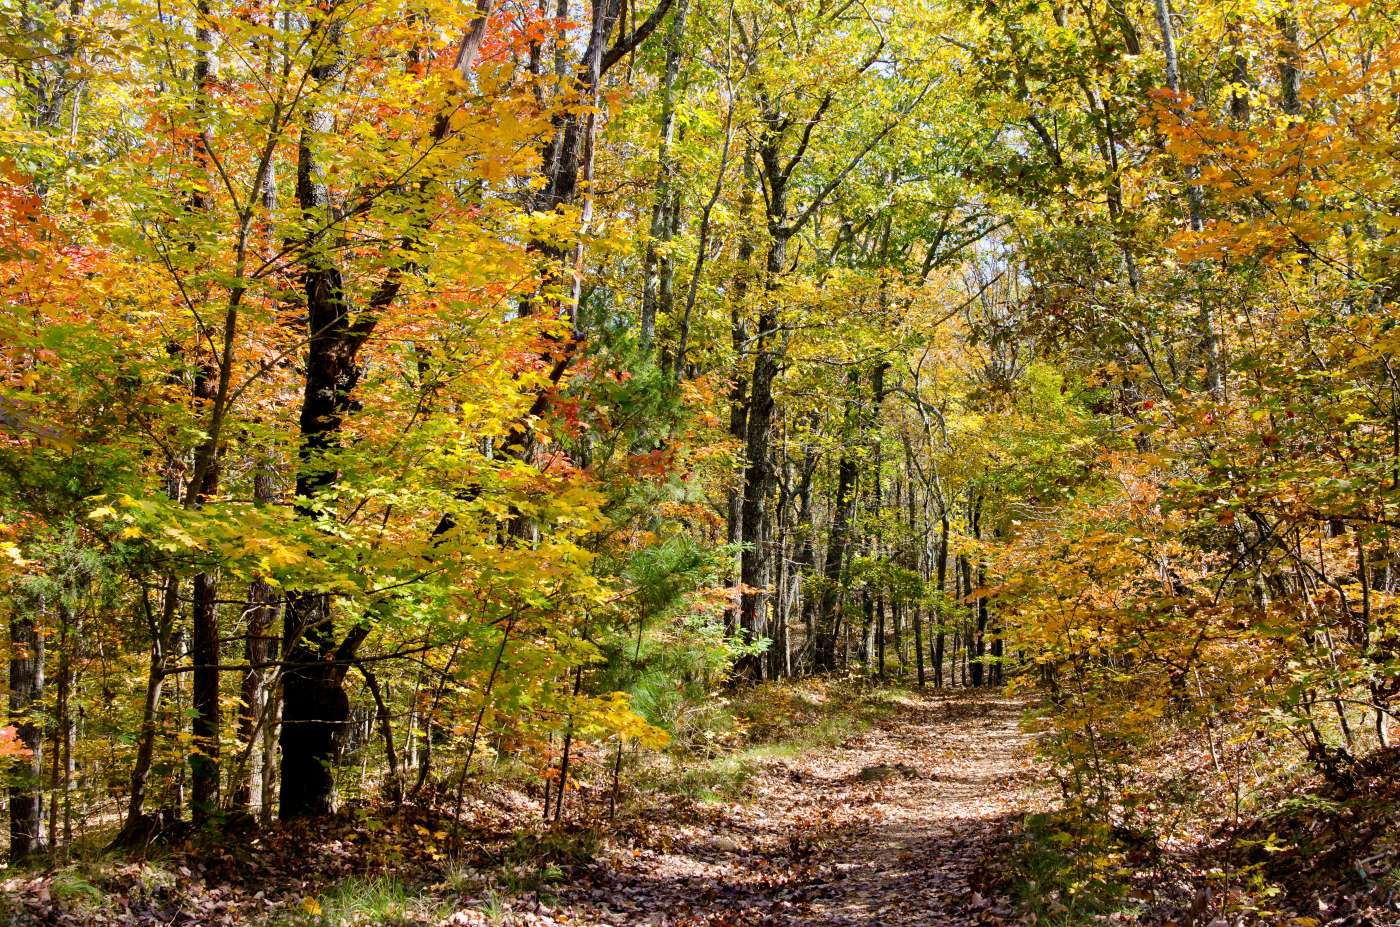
[734,226,787,680]
[639,0,690,352]
[279,14,369,820]
[47,601,75,853]
[357,663,402,806]
[990,624,1004,687]
[1276,5,1301,116]
[8,603,45,862]
[817,372,861,671]
[1152,0,1222,397]
[876,596,887,679]
[770,472,791,680]
[190,567,220,824]
[231,468,278,813]
[975,562,989,687]
[281,593,365,819]
[113,576,176,849]
[933,510,949,688]
[791,451,817,674]
[906,468,926,687]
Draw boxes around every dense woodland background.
[3,0,1400,922]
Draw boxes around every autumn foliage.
[4,0,1400,922]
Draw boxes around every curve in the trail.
[547,690,1042,927]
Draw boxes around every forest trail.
[532,690,1041,927]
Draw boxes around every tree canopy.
[4,0,1400,921]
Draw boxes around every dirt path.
[535,689,1042,927]
[2,688,1039,927]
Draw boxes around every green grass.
[494,828,595,894]
[0,853,180,924]
[1008,811,1138,926]
[652,677,908,801]
[48,869,107,908]
[275,875,447,927]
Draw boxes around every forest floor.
[1,685,1046,927]
[534,687,1042,927]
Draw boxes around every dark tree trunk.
[185,7,224,830]
[279,276,371,817]
[868,371,886,678]
[817,462,857,671]
[280,18,370,819]
[975,563,989,687]
[861,592,875,667]
[990,625,1004,686]
[47,602,75,850]
[190,569,220,823]
[276,0,677,818]
[791,451,817,674]
[735,273,783,680]
[817,372,861,671]
[720,147,757,639]
[280,598,358,819]
[733,102,796,681]
[970,498,988,687]
[725,312,749,637]
[961,553,982,688]
[8,605,45,861]
[1276,6,1301,116]
[932,511,949,688]
[905,469,925,687]
[357,663,402,806]
[113,576,177,849]
[876,597,887,678]
[770,471,791,680]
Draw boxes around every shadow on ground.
[547,690,1039,927]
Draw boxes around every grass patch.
[48,869,108,909]
[1008,811,1137,926]
[664,750,767,802]
[278,874,447,927]
[652,677,908,801]
[494,828,595,894]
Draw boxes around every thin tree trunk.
[8,595,45,862]
[232,467,278,813]
[113,577,176,849]
[1152,0,1222,397]
[640,0,690,353]
[357,663,402,806]
[933,510,949,688]
[722,153,756,640]
[47,602,75,854]
[553,666,584,823]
